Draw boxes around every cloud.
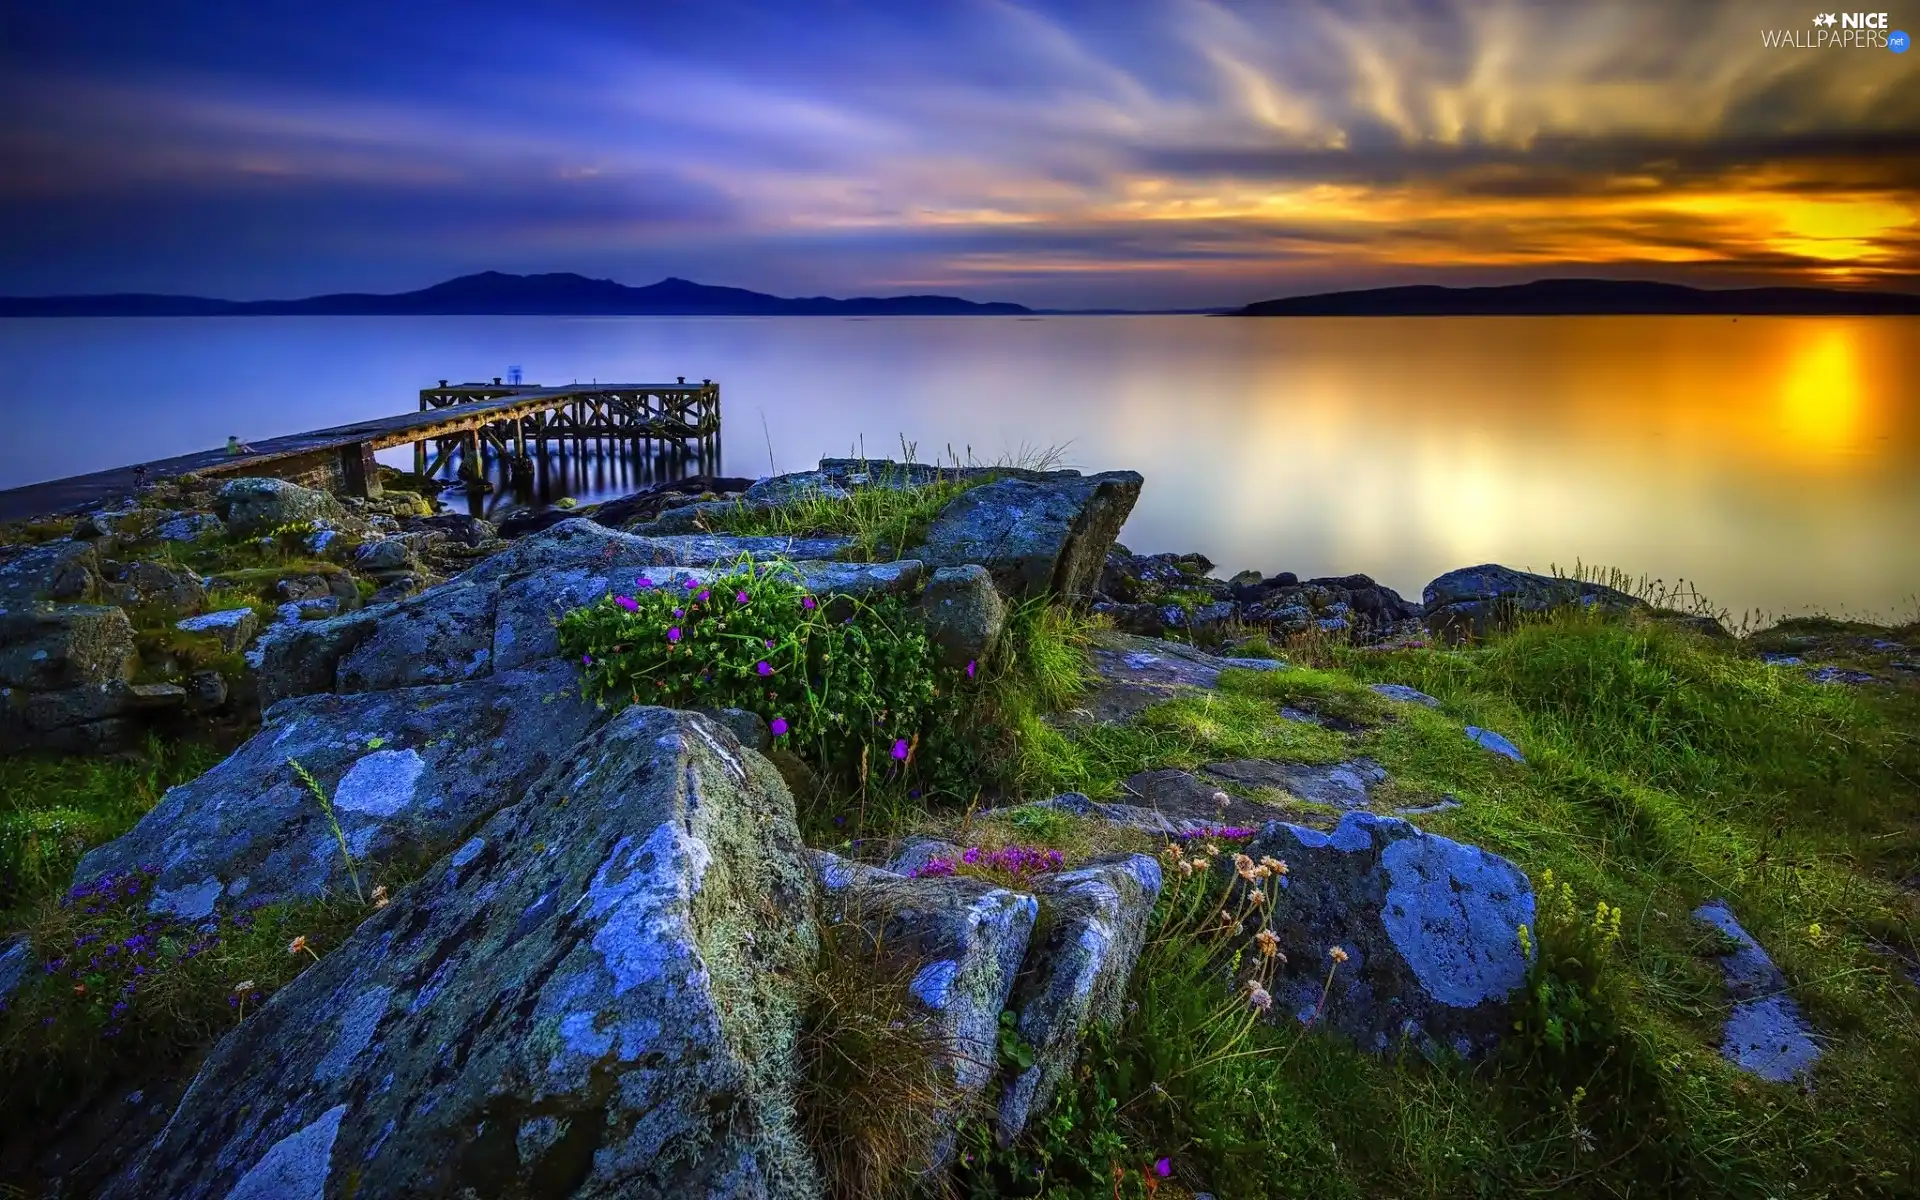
[0,0,1914,304]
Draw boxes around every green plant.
[289,758,364,903]
[960,837,1289,1197]
[1513,869,1623,1060]
[706,469,991,562]
[557,557,961,807]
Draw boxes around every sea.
[1,313,1914,621]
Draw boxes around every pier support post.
[461,427,483,484]
[339,441,383,499]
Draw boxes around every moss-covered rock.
[101,706,823,1199]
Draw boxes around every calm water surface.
[2,315,1915,620]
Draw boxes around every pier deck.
[0,379,719,523]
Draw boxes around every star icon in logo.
[1813,12,1836,26]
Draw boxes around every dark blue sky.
[2,0,1915,307]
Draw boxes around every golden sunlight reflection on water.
[3,314,1914,620]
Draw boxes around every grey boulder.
[0,604,138,692]
[997,855,1162,1143]
[813,851,1038,1167]
[913,470,1143,603]
[1241,812,1534,1057]
[175,606,260,653]
[73,660,607,912]
[918,564,1007,669]
[0,540,101,606]
[105,706,823,1200]
[1693,901,1822,1083]
[104,560,207,612]
[213,477,343,536]
[1075,632,1285,724]
[1423,564,1644,643]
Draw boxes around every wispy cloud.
[0,0,1914,304]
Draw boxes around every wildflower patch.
[559,556,961,788]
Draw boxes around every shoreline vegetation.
[0,451,1916,1198]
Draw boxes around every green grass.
[0,739,224,924]
[0,867,375,1134]
[977,607,1920,1197]
[704,468,993,562]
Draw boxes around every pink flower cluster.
[909,844,1066,879]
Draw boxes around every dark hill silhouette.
[0,271,1032,317]
[1229,278,1920,316]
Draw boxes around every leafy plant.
[1513,869,1623,1061]
[557,557,960,797]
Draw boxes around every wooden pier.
[410,377,720,485]
[0,378,721,523]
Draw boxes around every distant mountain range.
[1228,278,1920,316]
[5,272,1915,318]
[0,271,1033,317]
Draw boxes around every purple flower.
[582,654,592,666]
[736,591,750,603]
[637,576,655,588]
[683,578,700,590]
[891,739,909,761]
[614,595,639,612]
[801,596,816,610]
[965,659,977,679]
[764,639,775,649]
[673,607,684,618]
[667,627,682,644]
[770,717,789,737]
[1155,1158,1172,1178]
[756,661,773,677]
[697,589,710,601]
[908,857,957,879]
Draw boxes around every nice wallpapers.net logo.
[1762,12,1910,49]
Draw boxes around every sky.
[1,0,1917,309]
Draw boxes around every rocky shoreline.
[1,459,1914,1198]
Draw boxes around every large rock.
[213,477,343,536]
[0,604,138,692]
[175,606,260,653]
[1693,901,1821,1083]
[260,519,922,708]
[351,537,418,575]
[1075,631,1285,724]
[104,706,823,1200]
[997,855,1161,1143]
[334,581,498,693]
[0,936,28,1009]
[1423,564,1644,643]
[917,564,1006,669]
[1241,812,1534,1057]
[155,512,225,543]
[73,661,606,911]
[913,470,1143,603]
[0,606,148,751]
[407,512,496,548]
[103,560,207,612]
[813,851,1038,1167]
[255,608,381,709]
[0,540,101,606]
